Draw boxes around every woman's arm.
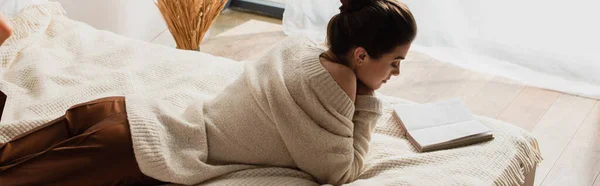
[318,61,383,184]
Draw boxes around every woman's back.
[202,36,383,185]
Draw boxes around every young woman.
[0,0,417,185]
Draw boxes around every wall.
[52,0,166,42]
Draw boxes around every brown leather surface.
[0,97,164,186]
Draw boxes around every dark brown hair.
[327,0,417,65]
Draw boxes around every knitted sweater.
[126,34,382,185]
[202,37,382,185]
[1,3,543,186]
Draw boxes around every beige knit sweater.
[1,3,543,186]
[202,37,382,185]
[127,34,382,185]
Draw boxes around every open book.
[392,99,494,152]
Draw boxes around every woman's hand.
[356,80,374,95]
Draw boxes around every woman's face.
[353,43,411,90]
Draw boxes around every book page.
[393,99,475,131]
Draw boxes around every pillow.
[0,0,48,17]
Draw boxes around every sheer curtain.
[283,0,600,99]
[0,0,48,17]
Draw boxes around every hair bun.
[340,0,375,13]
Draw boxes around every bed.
[0,3,541,186]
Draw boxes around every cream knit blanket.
[0,3,542,186]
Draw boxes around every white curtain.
[282,0,341,43]
[0,0,48,17]
[283,0,600,99]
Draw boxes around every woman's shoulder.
[280,35,358,102]
[260,35,319,63]
[277,36,356,117]
[277,35,326,53]
[319,59,357,102]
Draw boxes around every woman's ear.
[353,47,368,66]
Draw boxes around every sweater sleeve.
[301,95,384,185]
[351,95,384,165]
[330,95,384,184]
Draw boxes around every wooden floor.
[150,10,600,186]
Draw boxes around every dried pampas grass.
[156,0,227,50]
